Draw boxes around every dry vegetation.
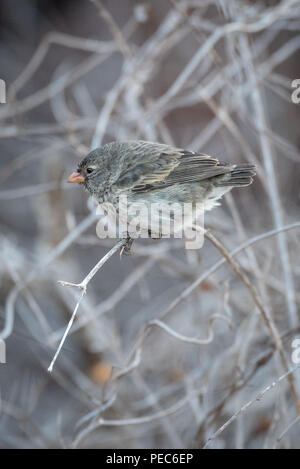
[0,0,300,449]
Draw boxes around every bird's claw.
[120,236,134,256]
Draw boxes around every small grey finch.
[68,141,256,250]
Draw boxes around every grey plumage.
[76,140,255,199]
[69,140,256,240]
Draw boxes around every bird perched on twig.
[68,141,256,252]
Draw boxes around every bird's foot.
[120,235,134,256]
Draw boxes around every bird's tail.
[216,164,256,187]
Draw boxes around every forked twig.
[48,239,124,372]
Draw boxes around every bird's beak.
[68,171,85,183]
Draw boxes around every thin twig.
[119,222,300,388]
[241,34,298,329]
[204,230,300,415]
[148,314,232,346]
[203,364,300,448]
[89,0,132,60]
[48,240,124,372]
[1,213,97,341]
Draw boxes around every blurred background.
[0,0,300,449]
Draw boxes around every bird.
[68,140,256,251]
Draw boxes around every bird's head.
[68,147,111,196]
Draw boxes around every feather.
[117,144,236,194]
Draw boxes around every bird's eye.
[86,167,94,174]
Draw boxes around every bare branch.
[48,240,124,372]
[203,364,300,448]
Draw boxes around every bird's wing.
[114,142,232,194]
